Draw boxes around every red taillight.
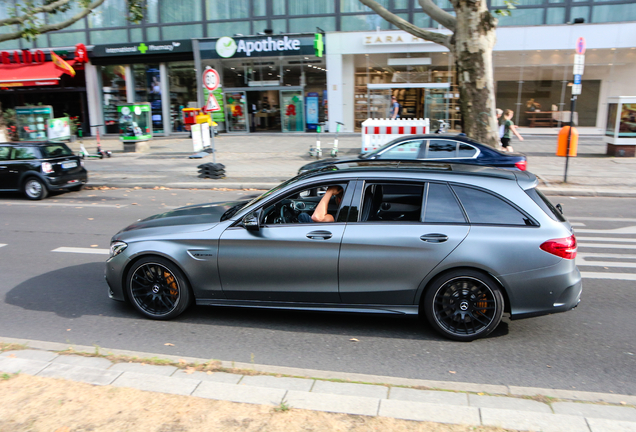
[515,160,527,171]
[540,235,577,259]
[41,162,54,174]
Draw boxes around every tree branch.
[0,0,107,43]
[417,0,456,31]
[358,0,452,48]
[0,0,73,26]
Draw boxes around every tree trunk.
[450,1,499,147]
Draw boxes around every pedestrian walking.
[501,109,523,152]
[496,108,504,139]
[390,96,400,120]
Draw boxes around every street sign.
[576,37,586,55]
[205,93,221,111]
[573,74,582,85]
[572,84,582,96]
[573,54,585,75]
[202,68,222,112]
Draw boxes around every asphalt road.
[0,188,634,395]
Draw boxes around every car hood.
[119,200,249,233]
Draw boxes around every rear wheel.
[23,177,48,200]
[423,270,504,342]
[126,257,191,319]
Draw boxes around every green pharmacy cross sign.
[138,43,148,54]
[314,33,323,58]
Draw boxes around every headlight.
[109,241,128,258]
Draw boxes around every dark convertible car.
[299,134,527,174]
[106,161,580,341]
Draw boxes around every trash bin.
[556,126,578,157]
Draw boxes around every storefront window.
[341,14,390,31]
[133,64,164,133]
[618,103,636,137]
[163,24,203,39]
[592,4,636,23]
[281,91,304,132]
[169,62,198,133]
[207,22,250,38]
[161,0,202,23]
[288,17,336,32]
[90,29,127,45]
[89,0,127,28]
[290,0,335,14]
[605,103,617,137]
[101,65,128,134]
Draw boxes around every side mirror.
[243,209,262,231]
[556,203,563,214]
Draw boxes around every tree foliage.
[0,0,145,43]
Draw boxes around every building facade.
[1,0,634,137]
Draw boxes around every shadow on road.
[4,262,509,341]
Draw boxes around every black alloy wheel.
[126,257,191,319]
[424,270,504,341]
[23,177,48,200]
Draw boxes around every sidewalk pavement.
[71,134,636,197]
[1,337,635,432]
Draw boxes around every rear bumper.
[45,169,88,191]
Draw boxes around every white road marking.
[576,258,636,268]
[0,202,126,208]
[581,272,636,281]
[0,244,6,248]
[569,216,636,223]
[570,222,586,227]
[578,252,636,259]
[575,226,636,234]
[52,247,109,255]
[576,237,636,243]
[578,243,636,249]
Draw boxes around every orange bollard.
[556,126,578,157]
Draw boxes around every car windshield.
[358,139,401,159]
[41,144,74,158]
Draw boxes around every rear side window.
[426,139,457,159]
[423,183,466,223]
[360,182,424,222]
[0,147,10,161]
[452,185,536,226]
[379,140,423,160]
[12,147,39,160]
[457,143,477,158]
[41,144,73,158]
[525,188,566,222]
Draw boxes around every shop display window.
[134,64,163,134]
[169,61,198,133]
[101,65,128,134]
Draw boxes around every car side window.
[426,140,457,159]
[12,147,39,160]
[457,143,477,158]
[261,183,348,225]
[0,147,10,161]
[451,185,536,226]
[378,140,423,160]
[423,183,466,223]
[359,182,424,222]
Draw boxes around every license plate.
[61,161,77,169]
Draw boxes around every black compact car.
[299,134,528,174]
[0,141,88,200]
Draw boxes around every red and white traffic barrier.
[361,118,430,153]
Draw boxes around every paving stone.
[239,375,314,391]
[468,394,551,413]
[193,381,286,406]
[109,362,177,376]
[111,372,198,396]
[553,402,636,422]
[0,357,49,375]
[311,380,389,399]
[481,407,591,432]
[51,355,113,369]
[379,399,480,424]
[171,370,242,384]
[38,363,121,386]
[390,387,468,406]
[0,349,57,362]
[285,390,380,416]
[587,417,636,432]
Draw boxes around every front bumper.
[105,251,127,302]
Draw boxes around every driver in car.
[298,186,343,223]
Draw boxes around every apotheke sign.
[92,40,192,57]
[201,34,316,59]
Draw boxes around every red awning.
[0,61,70,87]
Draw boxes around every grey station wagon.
[105,161,581,341]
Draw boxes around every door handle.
[306,230,333,240]
[420,233,448,243]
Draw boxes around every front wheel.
[126,257,191,320]
[23,177,48,200]
[423,270,504,342]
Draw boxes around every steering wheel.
[279,203,296,223]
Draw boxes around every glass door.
[225,91,249,132]
[280,90,304,132]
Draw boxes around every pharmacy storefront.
[194,33,326,133]
[87,39,196,136]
